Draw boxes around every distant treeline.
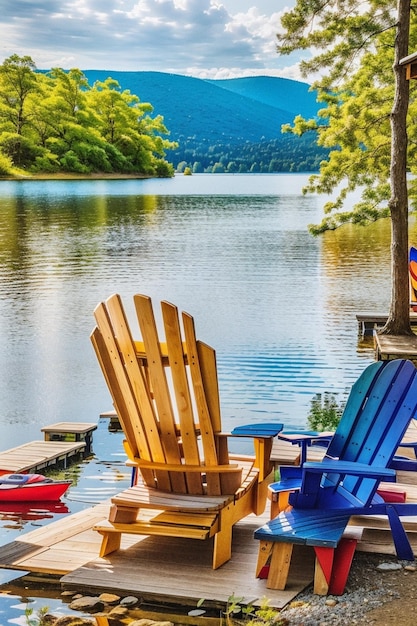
[171,132,329,173]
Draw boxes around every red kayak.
[0,473,71,502]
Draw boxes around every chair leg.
[266,542,294,590]
[328,538,357,595]
[314,538,357,596]
[256,540,273,578]
[386,505,415,561]
[212,505,234,569]
[313,552,331,595]
[98,531,122,557]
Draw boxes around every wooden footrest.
[94,510,220,557]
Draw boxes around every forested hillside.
[83,71,328,173]
[0,55,326,177]
[0,56,176,177]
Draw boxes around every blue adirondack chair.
[255,359,417,595]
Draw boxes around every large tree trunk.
[380,0,412,335]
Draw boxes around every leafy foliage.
[192,595,287,626]
[0,55,176,177]
[276,0,416,233]
[307,391,347,432]
[24,605,49,626]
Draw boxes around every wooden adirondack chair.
[255,359,417,595]
[91,293,282,569]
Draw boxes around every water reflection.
[0,174,403,451]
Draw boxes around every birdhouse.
[400,52,417,80]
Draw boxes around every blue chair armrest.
[303,460,396,480]
[278,431,333,464]
[390,456,417,472]
[231,423,283,438]
[279,430,333,444]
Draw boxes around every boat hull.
[0,482,71,502]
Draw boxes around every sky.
[0,0,306,80]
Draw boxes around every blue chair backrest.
[292,360,417,509]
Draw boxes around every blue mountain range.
[82,70,326,172]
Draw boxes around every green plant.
[24,605,50,626]
[307,391,347,432]
[191,595,287,626]
[224,594,287,626]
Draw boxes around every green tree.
[212,162,225,173]
[0,55,176,177]
[278,0,413,334]
[0,54,40,166]
[192,161,203,173]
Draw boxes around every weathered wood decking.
[1,480,417,611]
[1,433,417,611]
[375,333,417,362]
[0,501,313,609]
[0,440,86,475]
[356,312,417,336]
[41,422,97,453]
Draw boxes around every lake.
[0,172,413,620]
[0,173,402,450]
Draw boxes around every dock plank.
[0,441,85,473]
[0,499,310,609]
[357,312,417,336]
[374,334,417,361]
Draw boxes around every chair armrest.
[230,423,283,481]
[302,460,396,480]
[277,431,333,465]
[390,456,417,472]
[129,457,242,473]
[230,423,283,438]
[279,430,333,445]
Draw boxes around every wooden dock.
[41,422,97,453]
[0,430,416,611]
[0,478,416,611]
[0,422,99,475]
[0,501,312,610]
[0,440,86,475]
[356,312,417,336]
[374,333,417,361]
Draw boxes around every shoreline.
[0,173,157,181]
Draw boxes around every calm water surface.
[0,173,400,448]
[0,172,414,620]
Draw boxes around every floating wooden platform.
[41,422,97,453]
[356,312,417,336]
[0,501,312,610]
[0,428,415,611]
[374,333,417,361]
[0,440,86,475]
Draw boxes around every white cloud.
[0,0,303,78]
[186,64,306,82]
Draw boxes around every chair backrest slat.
[182,311,222,495]
[91,293,231,496]
[93,300,163,488]
[134,294,192,493]
[161,299,204,494]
